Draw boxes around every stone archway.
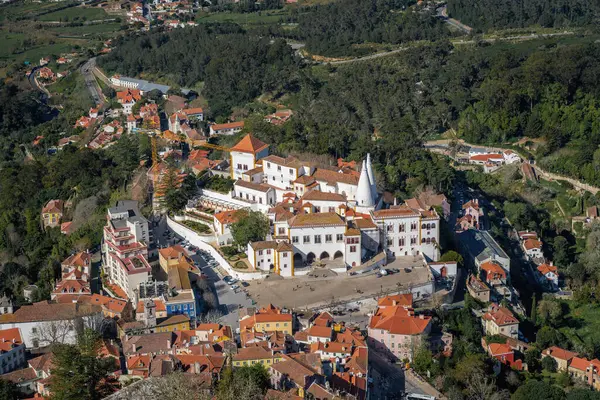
[306,252,316,264]
[333,251,344,260]
[320,251,330,260]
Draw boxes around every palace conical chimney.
[366,153,377,203]
[356,160,374,208]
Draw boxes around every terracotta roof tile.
[230,134,268,154]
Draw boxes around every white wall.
[289,225,346,260]
[167,217,266,281]
[0,314,101,349]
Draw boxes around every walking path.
[424,139,600,194]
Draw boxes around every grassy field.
[0,1,71,21]
[47,22,122,35]
[196,10,289,25]
[37,6,108,22]
[0,33,80,64]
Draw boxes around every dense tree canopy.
[447,0,600,31]
[294,0,452,56]
[99,24,300,116]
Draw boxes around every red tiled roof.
[368,306,431,335]
[523,239,543,251]
[0,328,23,352]
[230,133,268,154]
[377,294,413,307]
[483,304,518,326]
[211,121,244,131]
[306,325,332,338]
[214,210,242,225]
[538,263,557,275]
[542,346,577,362]
[488,342,512,356]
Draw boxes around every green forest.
[98,24,300,116]
[292,0,452,56]
[447,0,600,31]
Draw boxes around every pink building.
[101,201,151,299]
[367,301,431,361]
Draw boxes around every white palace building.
[202,134,441,277]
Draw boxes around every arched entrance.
[319,251,330,260]
[333,251,344,260]
[306,252,316,264]
[294,253,303,267]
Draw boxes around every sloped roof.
[368,306,431,335]
[542,346,577,361]
[230,134,268,154]
[289,212,345,228]
[377,294,413,307]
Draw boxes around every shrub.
[234,261,248,269]
[221,246,239,257]
[229,255,240,261]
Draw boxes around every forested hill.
[98,24,300,117]
[294,0,453,57]
[447,0,600,31]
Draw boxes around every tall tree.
[50,329,116,400]
[230,210,269,249]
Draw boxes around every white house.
[234,180,276,210]
[522,238,543,260]
[262,155,312,191]
[0,302,102,349]
[428,261,458,279]
[247,241,294,277]
[306,325,332,343]
[213,210,242,246]
[371,206,440,262]
[230,134,269,180]
[209,121,244,136]
[537,263,559,289]
[503,150,521,164]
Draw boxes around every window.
[411,223,417,231]
[289,168,294,175]
[267,249,271,255]
[259,250,263,256]
[267,162,271,168]
[410,237,416,245]
[278,228,285,235]
[292,236,299,244]
[303,235,310,244]
[277,166,281,172]
[387,238,393,246]
[31,328,37,334]
[325,234,332,243]
[350,246,357,253]
[399,224,405,232]
[387,224,394,232]
[314,235,322,244]
[329,207,335,213]
[336,234,343,242]
[399,238,405,247]
[283,253,288,258]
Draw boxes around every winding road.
[80,57,105,106]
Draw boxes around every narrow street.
[80,57,104,106]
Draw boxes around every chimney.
[131,343,137,353]
[194,362,201,374]
[392,300,397,306]
[393,198,397,206]
[167,339,171,348]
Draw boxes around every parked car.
[223,276,233,283]
[241,281,249,287]
[228,279,239,286]
[231,284,239,291]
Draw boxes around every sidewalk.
[405,370,446,399]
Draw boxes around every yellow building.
[158,245,193,275]
[155,314,191,333]
[232,346,283,368]
[41,199,64,228]
[239,305,293,335]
